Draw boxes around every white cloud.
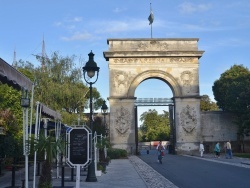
[160,20,222,34]
[67,25,76,30]
[113,7,126,13]
[54,16,82,28]
[54,16,84,34]
[179,2,211,14]
[94,19,148,34]
[54,22,63,27]
[63,16,83,23]
[61,31,93,41]
[72,17,83,22]
[200,37,250,54]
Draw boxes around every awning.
[0,58,33,91]
[30,120,67,134]
[39,103,62,120]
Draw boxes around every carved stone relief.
[137,41,169,51]
[113,58,163,64]
[114,106,131,136]
[114,58,134,64]
[112,70,133,94]
[180,105,197,133]
[112,57,195,64]
[180,70,195,94]
[170,57,194,63]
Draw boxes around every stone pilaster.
[108,97,136,154]
[174,97,201,154]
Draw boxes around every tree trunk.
[38,159,52,188]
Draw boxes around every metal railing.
[135,98,174,106]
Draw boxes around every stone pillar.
[108,97,136,154]
[175,97,201,154]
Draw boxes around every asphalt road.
[139,151,250,188]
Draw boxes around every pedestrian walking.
[224,142,227,157]
[226,140,233,159]
[156,141,165,164]
[214,142,220,158]
[199,142,204,157]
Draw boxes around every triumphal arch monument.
[103,38,204,154]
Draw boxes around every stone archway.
[103,38,204,154]
[127,70,181,97]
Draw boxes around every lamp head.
[101,100,108,114]
[20,98,30,108]
[83,51,100,78]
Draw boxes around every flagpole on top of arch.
[148,3,154,38]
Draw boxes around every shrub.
[233,153,250,158]
[97,163,104,172]
[107,148,127,159]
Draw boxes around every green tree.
[0,109,23,160]
[16,52,103,125]
[139,109,170,141]
[200,95,219,111]
[0,84,23,161]
[33,53,88,114]
[0,62,36,163]
[212,64,250,152]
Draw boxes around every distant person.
[156,141,165,164]
[226,140,233,159]
[214,142,220,158]
[199,142,204,157]
[223,142,227,156]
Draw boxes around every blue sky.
[1,1,250,124]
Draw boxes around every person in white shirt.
[199,142,204,157]
[226,141,233,159]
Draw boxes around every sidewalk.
[184,152,250,169]
[52,157,148,188]
[1,153,250,188]
[0,157,149,188]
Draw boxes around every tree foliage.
[17,52,103,125]
[0,84,23,159]
[139,109,170,141]
[213,64,250,113]
[200,95,219,111]
[0,108,23,159]
[0,52,104,162]
[212,64,250,150]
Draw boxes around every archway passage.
[103,38,204,154]
[134,98,175,154]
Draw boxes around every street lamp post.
[83,51,100,182]
[101,100,108,137]
[21,89,30,188]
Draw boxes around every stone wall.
[200,111,250,153]
[201,111,237,142]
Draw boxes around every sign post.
[67,127,90,188]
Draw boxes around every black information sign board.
[69,128,89,165]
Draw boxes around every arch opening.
[127,70,181,98]
[135,78,175,154]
